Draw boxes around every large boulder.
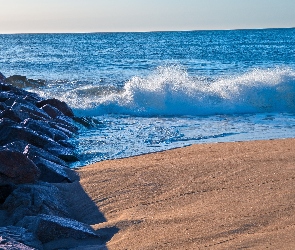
[32,156,79,183]
[41,104,63,119]
[0,151,40,185]
[17,214,100,243]
[22,118,69,142]
[3,183,69,224]
[37,98,74,118]
[1,141,78,183]
[10,101,51,121]
[23,143,68,167]
[1,140,67,167]
[53,115,79,133]
[0,126,77,162]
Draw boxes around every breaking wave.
[35,66,295,117]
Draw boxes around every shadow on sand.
[43,181,119,250]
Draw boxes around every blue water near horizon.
[1,28,295,167]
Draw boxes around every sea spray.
[57,66,295,117]
[3,29,295,166]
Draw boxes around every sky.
[0,0,294,34]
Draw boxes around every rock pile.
[0,73,101,249]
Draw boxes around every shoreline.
[77,138,295,249]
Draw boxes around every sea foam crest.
[72,66,295,117]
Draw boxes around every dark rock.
[0,109,22,122]
[37,98,74,117]
[41,104,63,119]
[45,143,78,162]
[54,115,78,133]
[0,118,18,130]
[23,143,68,168]
[23,93,42,104]
[0,126,53,149]
[22,118,69,142]
[0,226,42,249]
[48,121,75,138]
[1,140,28,152]
[6,75,45,89]
[0,184,15,204]
[0,102,8,111]
[0,82,27,95]
[0,151,40,185]
[72,116,102,128]
[17,214,100,243]
[3,183,69,224]
[0,72,6,83]
[0,91,12,102]
[0,126,78,162]
[57,139,76,149]
[32,156,79,183]
[0,141,76,183]
[10,101,51,121]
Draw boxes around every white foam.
[70,66,295,117]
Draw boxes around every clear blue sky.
[1,0,294,33]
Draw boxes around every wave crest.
[70,66,295,116]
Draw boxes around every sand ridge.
[78,139,295,249]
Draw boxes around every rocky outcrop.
[17,214,99,243]
[0,226,43,249]
[0,151,40,185]
[0,72,101,249]
[3,183,70,224]
[6,75,45,89]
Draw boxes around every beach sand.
[76,138,295,249]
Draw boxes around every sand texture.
[77,139,295,249]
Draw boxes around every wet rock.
[0,151,40,185]
[6,75,45,89]
[23,143,68,168]
[54,115,79,133]
[3,183,69,224]
[48,121,75,138]
[0,82,27,95]
[17,214,100,243]
[0,108,22,122]
[10,101,51,121]
[32,156,79,183]
[22,118,69,142]
[44,141,78,162]
[0,126,54,149]
[0,125,76,162]
[0,72,6,83]
[41,104,63,119]
[0,226,43,249]
[37,98,74,117]
[23,93,42,104]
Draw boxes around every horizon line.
[1,26,294,35]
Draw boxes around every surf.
[62,66,295,117]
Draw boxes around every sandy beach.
[75,138,295,249]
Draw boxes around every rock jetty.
[0,73,101,249]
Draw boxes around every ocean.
[1,28,295,167]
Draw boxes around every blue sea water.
[1,28,295,167]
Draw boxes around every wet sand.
[77,138,295,249]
